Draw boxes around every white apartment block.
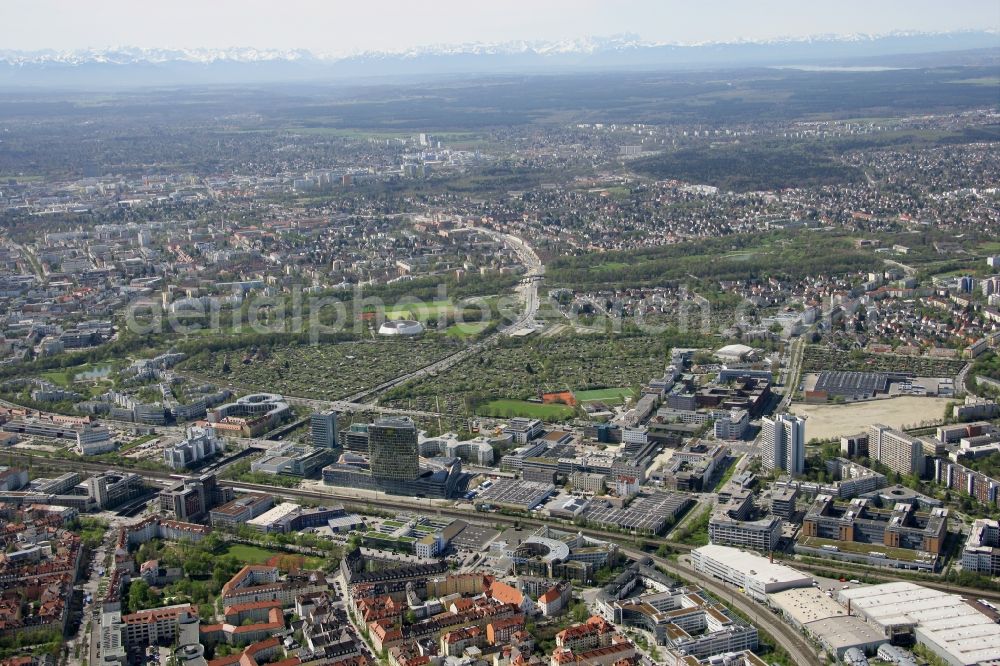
[870,424,924,477]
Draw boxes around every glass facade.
[368,417,419,481]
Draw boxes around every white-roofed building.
[690,544,813,601]
[839,582,1000,666]
[769,587,886,659]
[246,501,301,533]
[715,344,758,363]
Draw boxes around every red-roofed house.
[487,580,533,614]
[206,637,294,666]
[555,616,615,652]
[440,626,485,656]
[487,615,526,646]
[550,635,635,666]
[538,581,572,617]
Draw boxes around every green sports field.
[574,387,635,403]
[476,399,576,421]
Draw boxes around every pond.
[75,364,113,381]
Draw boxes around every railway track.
[12,454,691,550]
[19,454,1000,661]
[623,547,819,666]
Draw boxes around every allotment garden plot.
[178,338,463,400]
[383,334,667,419]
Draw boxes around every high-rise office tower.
[310,411,338,448]
[368,417,419,481]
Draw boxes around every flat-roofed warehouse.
[446,520,501,551]
[839,582,1000,666]
[690,544,813,601]
[769,587,887,659]
[814,371,892,399]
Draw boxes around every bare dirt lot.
[790,396,953,440]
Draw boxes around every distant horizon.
[2,28,996,90]
[3,0,998,54]
[1,28,998,60]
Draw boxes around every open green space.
[711,456,739,492]
[948,77,1000,87]
[574,387,635,403]
[477,399,576,421]
[968,352,1000,393]
[546,230,879,290]
[39,362,115,387]
[70,517,110,549]
[220,543,325,571]
[446,320,491,338]
[285,126,413,139]
[39,369,74,386]
[671,505,711,547]
[222,543,283,564]
[382,300,457,321]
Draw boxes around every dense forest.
[630,145,863,192]
[546,230,879,289]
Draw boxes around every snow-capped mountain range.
[0,31,995,87]
[0,46,315,66]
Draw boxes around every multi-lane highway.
[344,229,544,404]
[472,227,544,332]
[170,228,544,413]
[0,228,953,665]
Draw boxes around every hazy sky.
[3,0,998,53]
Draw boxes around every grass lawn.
[222,544,283,564]
[222,544,329,571]
[303,556,327,569]
[574,387,635,403]
[476,399,576,421]
[446,321,491,338]
[40,369,73,386]
[383,300,456,321]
